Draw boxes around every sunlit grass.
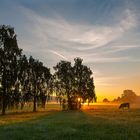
[0,104,140,140]
[0,104,61,125]
[0,111,49,125]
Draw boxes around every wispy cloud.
[16,5,139,66]
[3,2,139,86]
[49,50,68,60]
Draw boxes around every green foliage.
[0,24,96,113]
[0,25,52,114]
[0,25,22,114]
[54,57,96,110]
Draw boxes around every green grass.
[0,105,140,140]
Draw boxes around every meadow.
[0,104,140,140]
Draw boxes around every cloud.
[94,75,123,86]
[70,9,137,50]
[16,5,138,66]
[49,50,68,60]
[22,7,137,58]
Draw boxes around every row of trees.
[112,90,138,103]
[0,25,52,115]
[103,90,138,103]
[0,25,96,115]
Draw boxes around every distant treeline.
[112,90,140,103]
[0,25,96,115]
[103,89,140,104]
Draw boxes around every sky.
[0,0,140,101]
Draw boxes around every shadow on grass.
[0,108,140,140]
[0,109,60,125]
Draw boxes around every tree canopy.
[0,25,52,114]
[54,58,96,110]
[0,25,96,114]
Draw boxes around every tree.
[28,56,51,112]
[37,65,51,108]
[73,58,96,108]
[112,90,137,103]
[103,98,110,103]
[28,56,40,112]
[17,55,30,109]
[121,90,137,103]
[0,25,22,115]
[54,58,96,110]
[54,60,73,109]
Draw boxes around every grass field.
[0,104,140,140]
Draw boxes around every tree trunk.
[41,101,45,109]
[67,96,72,110]
[88,100,89,106]
[2,85,6,115]
[21,102,24,110]
[2,69,6,115]
[41,96,46,108]
[33,95,37,112]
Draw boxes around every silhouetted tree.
[18,55,30,109]
[103,98,110,103]
[0,25,22,114]
[73,58,96,108]
[121,90,137,103]
[54,58,96,110]
[54,60,73,109]
[38,66,51,108]
[112,90,137,103]
[28,56,51,111]
[28,56,40,112]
